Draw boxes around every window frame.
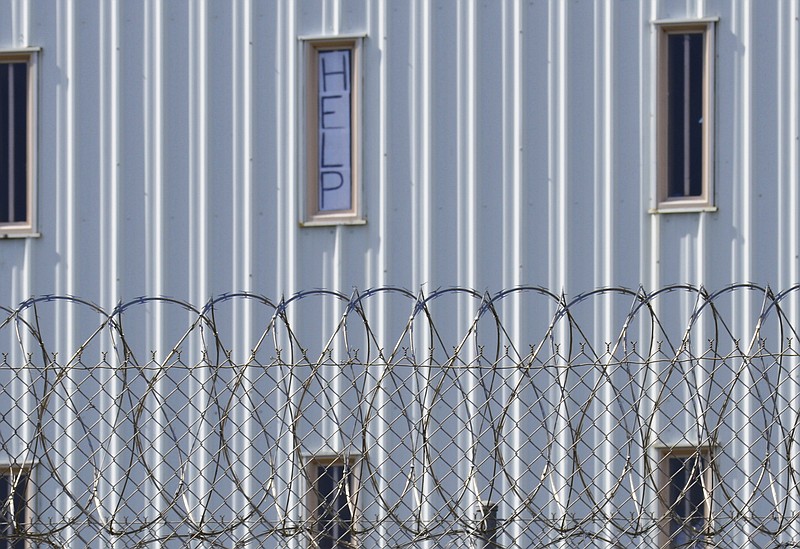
[656,446,712,549]
[653,19,717,213]
[0,48,39,238]
[299,35,365,227]
[0,464,33,549]
[305,455,359,549]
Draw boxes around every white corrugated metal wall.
[0,0,799,547]
[0,0,797,306]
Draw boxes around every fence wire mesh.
[1,285,800,547]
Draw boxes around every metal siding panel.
[143,0,164,321]
[0,3,14,49]
[297,0,324,37]
[340,0,367,35]
[205,1,235,296]
[294,230,337,293]
[115,2,148,297]
[565,1,595,293]
[455,0,476,293]
[750,2,781,284]
[733,0,754,289]
[548,0,568,293]
[1,2,798,310]
[249,0,280,295]
[499,1,520,291]
[776,0,799,290]
[595,0,614,297]
[97,0,118,312]
[276,0,297,302]
[72,3,102,299]
[230,0,250,297]
[475,1,504,291]
[160,1,192,299]
[427,0,459,288]
[3,4,800,547]
[362,0,386,292]
[407,0,429,290]
[612,0,644,289]
[520,0,551,287]
[187,0,208,305]
[380,1,414,288]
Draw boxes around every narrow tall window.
[0,51,36,236]
[0,469,30,549]
[307,458,357,549]
[659,449,711,548]
[301,37,364,225]
[655,21,715,211]
[0,62,27,225]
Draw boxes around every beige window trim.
[653,19,716,213]
[656,446,712,549]
[305,454,360,549]
[0,50,39,238]
[0,463,34,548]
[300,36,365,226]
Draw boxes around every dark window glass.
[0,62,28,224]
[0,472,28,549]
[667,455,707,548]
[316,464,352,549]
[667,33,704,198]
[0,65,8,221]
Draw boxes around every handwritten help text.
[317,50,351,211]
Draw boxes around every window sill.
[649,205,717,214]
[300,217,367,227]
[0,230,41,239]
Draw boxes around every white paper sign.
[317,50,351,211]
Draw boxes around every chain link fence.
[1,285,800,547]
